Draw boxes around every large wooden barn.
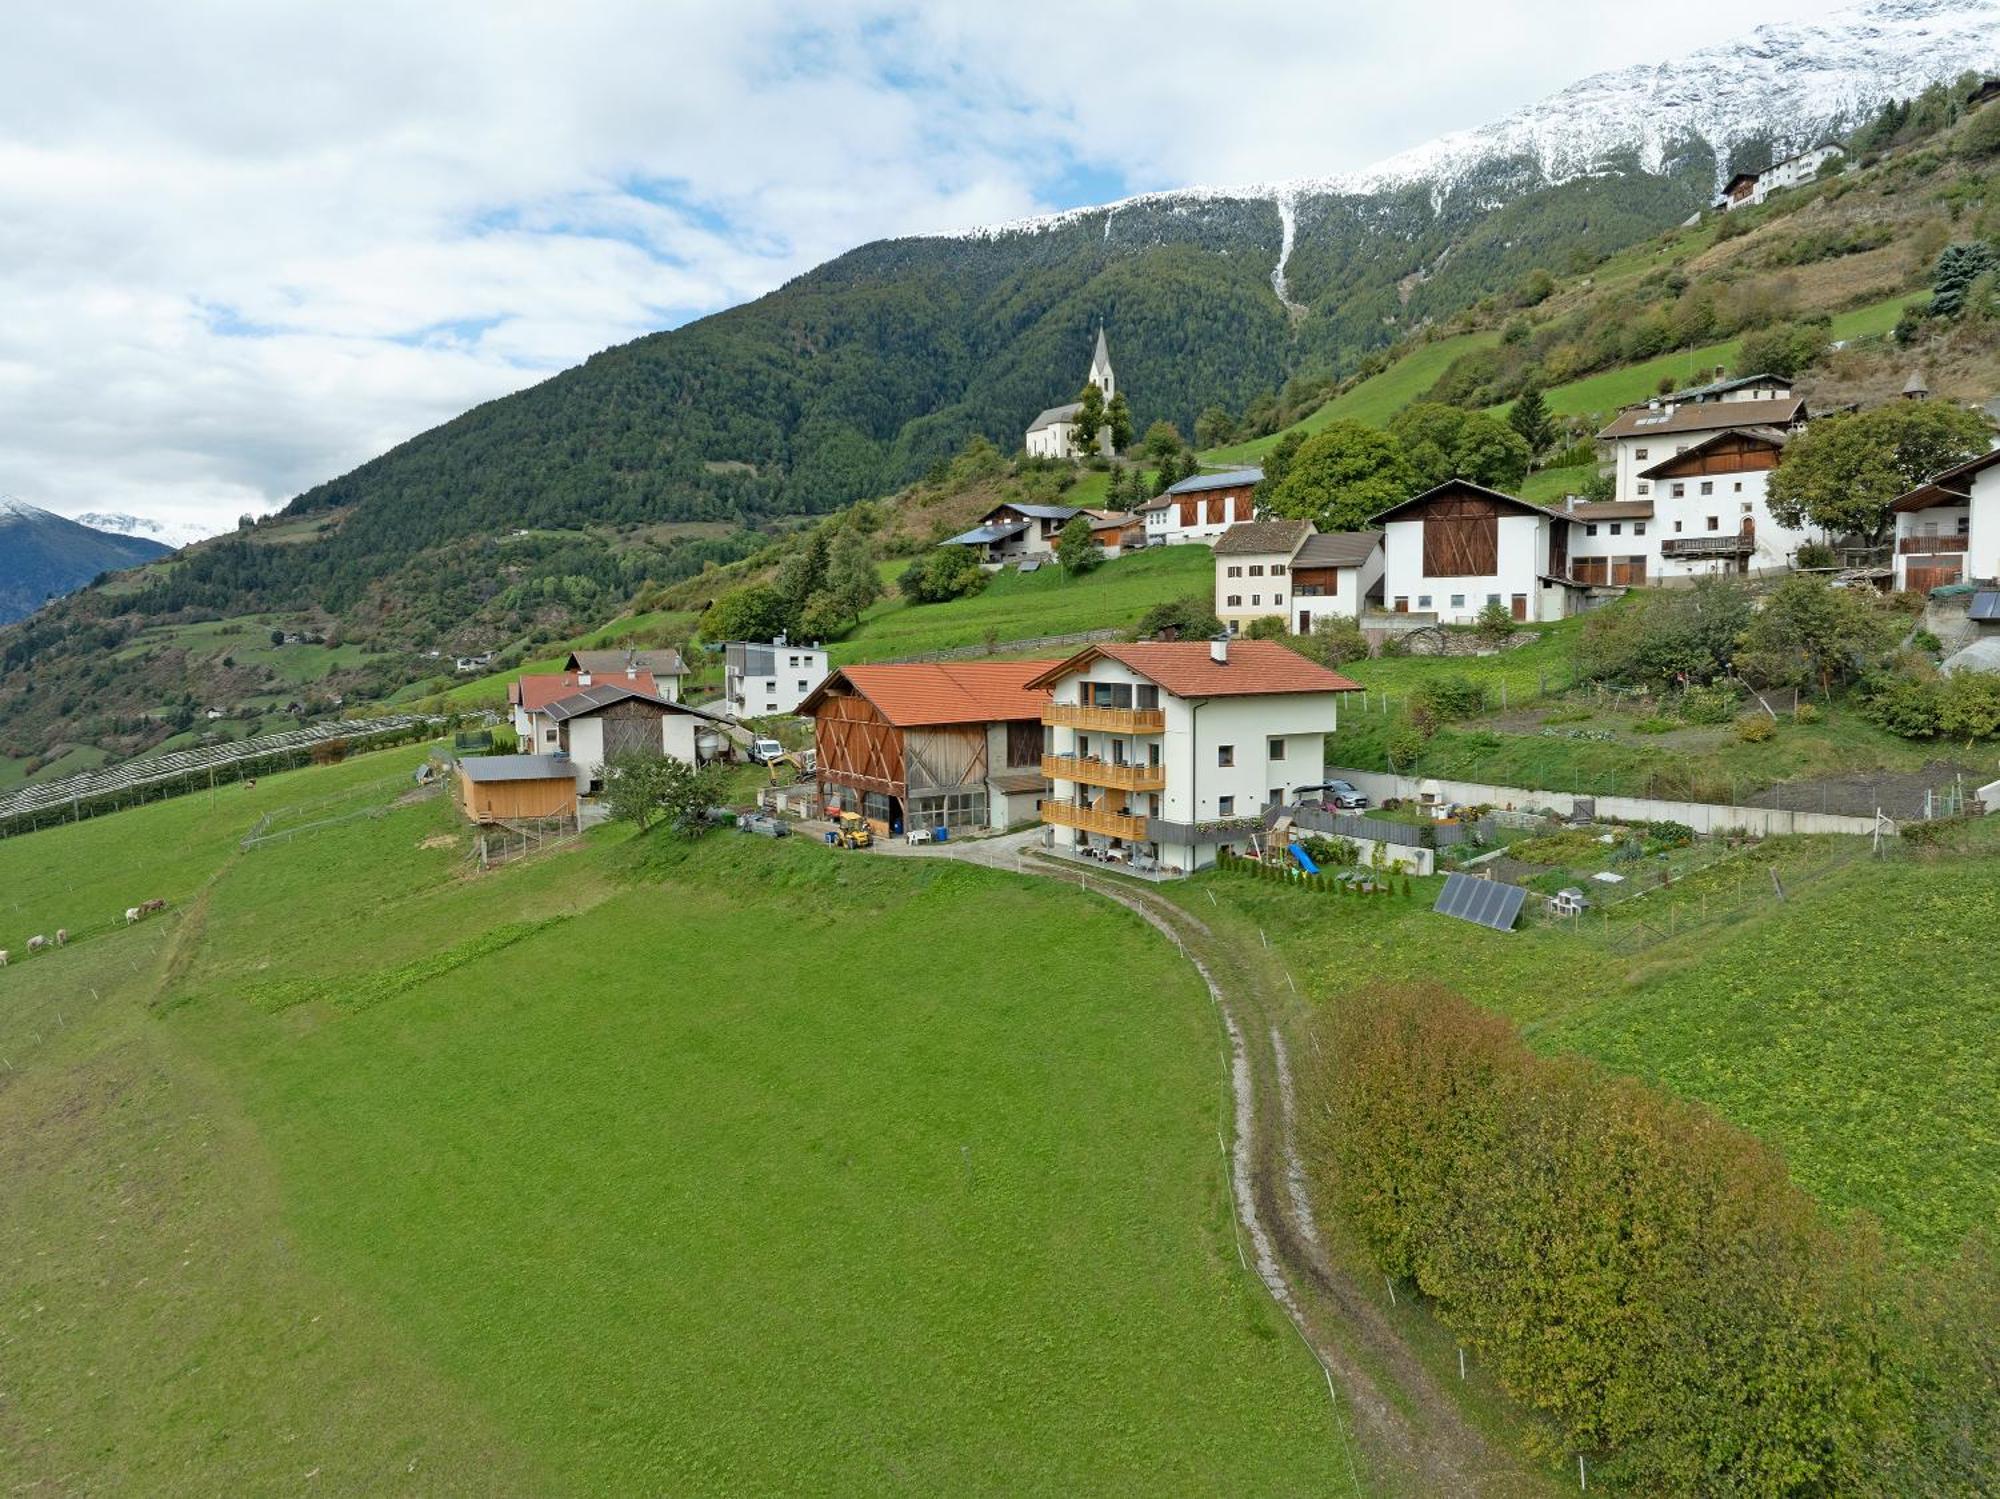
[799,661,1059,836]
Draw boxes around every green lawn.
[0,752,1352,1495]
[1168,831,2000,1259]
[1204,331,1504,462]
[832,545,1213,665]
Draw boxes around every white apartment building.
[1719,143,1845,210]
[1596,377,1804,500]
[1888,446,2000,592]
[1140,467,1263,545]
[1214,519,1383,633]
[724,639,829,718]
[1028,638,1359,876]
[1373,480,1585,623]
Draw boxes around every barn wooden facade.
[1374,480,1582,625]
[800,661,1058,834]
[456,755,579,824]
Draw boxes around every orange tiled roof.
[510,670,658,712]
[1027,639,1361,698]
[806,660,1061,726]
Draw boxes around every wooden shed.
[456,754,579,824]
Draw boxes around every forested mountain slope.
[0,500,169,625]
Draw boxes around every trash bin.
[933,826,949,843]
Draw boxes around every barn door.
[1510,594,1528,622]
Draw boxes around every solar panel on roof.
[1970,590,2000,622]
[1432,872,1527,932]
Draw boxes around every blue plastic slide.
[1288,842,1320,875]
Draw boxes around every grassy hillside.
[0,752,1351,1494]
[1169,828,2000,1259]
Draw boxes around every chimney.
[1210,633,1229,665]
[577,671,592,687]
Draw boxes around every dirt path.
[1017,854,1549,1497]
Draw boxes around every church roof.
[1093,325,1110,369]
[1028,401,1082,432]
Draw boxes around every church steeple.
[1087,325,1114,402]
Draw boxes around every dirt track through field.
[1015,854,1546,1497]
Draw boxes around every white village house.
[1030,638,1360,875]
[1374,479,1588,624]
[1139,468,1264,546]
[1213,519,1383,634]
[723,639,829,718]
[1718,142,1845,210]
[508,667,723,793]
[1588,376,1816,580]
[1888,445,2000,593]
[1024,327,1117,459]
[564,648,686,701]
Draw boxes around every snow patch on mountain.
[72,510,213,548]
[964,0,2000,238]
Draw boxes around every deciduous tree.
[1767,402,1991,543]
[1264,421,1417,532]
[1072,382,1106,455]
[1056,513,1098,575]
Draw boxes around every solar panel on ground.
[1017,557,1043,574]
[1432,871,1526,932]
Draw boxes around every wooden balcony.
[1898,534,1970,555]
[1042,702,1166,734]
[1042,753,1166,791]
[1660,533,1754,559]
[1041,801,1151,840]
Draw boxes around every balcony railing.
[1898,534,1970,555]
[1041,801,1151,840]
[1660,533,1754,559]
[1042,702,1166,734]
[1043,753,1166,791]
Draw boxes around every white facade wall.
[1040,656,1338,873]
[1380,512,1554,622]
[1148,502,1242,546]
[1650,464,1812,578]
[727,646,829,718]
[1215,548,1297,632]
[1025,422,1075,460]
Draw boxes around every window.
[1449,593,1465,608]
[1273,592,1284,605]
[1586,523,1599,536]
[1636,482,1651,496]
[1218,795,1235,817]
[1148,742,1161,767]
[1609,522,1622,536]
[1707,516,1720,531]
[1733,481,1744,493]
[1671,482,1686,498]
[1136,684,1159,709]
[1250,594,1261,606]
[1227,565,1242,578]
[1634,522,1647,536]
[1217,745,1235,767]
[1635,448,1649,460]
[797,680,808,692]
[1268,788,1285,808]
[1418,594,1432,609]
[1271,564,1287,576]
[1674,520,1683,533]
[1226,593,1242,607]
[1699,481,1713,496]
[545,728,559,745]
[1248,564,1265,577]
[1741,502,1753,515]
[1268,738,1285,760]
[1487,593,1501,607]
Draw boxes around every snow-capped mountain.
[974,0,2000,237]
[72,510,214,549]
[0,498,172,625]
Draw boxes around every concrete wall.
[1324,765,1892,838]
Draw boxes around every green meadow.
[0,750,1351,1495]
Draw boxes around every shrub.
[1245,616,1290,641]
[898,546,990,605]
[1795,540,1837,570]
[1793,701,1822,725]
[1384,725,1427,769]
[1911,629,1943,655]
[1134,594,1222,641]
[1412,674,1485,721]
[1737,715,1776,743]
[1303,985,1996,1494]
[1679,681,1741,725]
[1304,616,1370,665]
[1472,600,1516,644]
[1640,820,1695,850]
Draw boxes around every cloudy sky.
[1,1,1831,537]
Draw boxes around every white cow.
[126,907,141,925]
[26,935,48,955]
[0,949,8,967]
[55,928,67,948]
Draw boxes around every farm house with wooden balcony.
[1025,638,1360,876]
[798,661,1060,837]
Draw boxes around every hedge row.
[1305,985,1996,1495]
[1215,848,1412,896]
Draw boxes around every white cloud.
[0,0,1834,536]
